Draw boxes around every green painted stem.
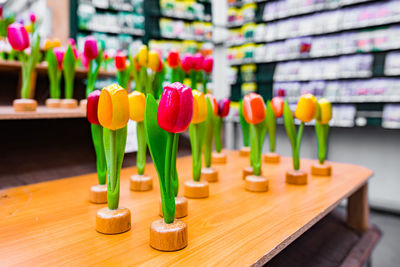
[250,124,262,176]
[190,123,202,181]
[138,67,147,92]
[315,122,329,164]
[269,120,276,153]
[161,132,176,224]
[204,126,213,168]
[203,74,209,93]
[171,133,179,197]
[136,121,146,175]
[117,68,130,89]
[214,117,223,153]
[64,78,74,99]
[91,124,107,185]
[171,68,179,83]
[293,122,304,171]
[190,69,197,90]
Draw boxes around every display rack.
[227,0,400,128]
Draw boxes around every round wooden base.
[80,99,87,112]
[159,196,188,218]
[311,163,332,176]
[150,219,188,251]
[212,152,227,164]
[239,146,250,157]
[183,180,209,199]
[89,184,107,204]
[286,170,308,185]
[45,98,61,108]
[130,174,153,191]
[60,99,78,109]
[96,207,131,234]
[13,99,37,112]
[201,167,218,182]
[263,153,280,164]
[242,166,253,180]
[245,175,269,192]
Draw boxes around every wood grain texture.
[130,175,153,192]
[0,106,86,120]
[201,167,218,183]
[0,151,372,266]
[245,175,269,192]
[263,153,281,164]
[159,197,188,219]
[311,162,332,176]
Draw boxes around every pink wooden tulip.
[29,13,36,23]
[181,53,193,73]
[87,90,101,125]
[83,36,98,60]
[54,47,65,70]
[218,98,230,117]
[202,56,213,73]
[7,23,29,51]
[80,52,89,69]
[157,82,193,133]
[193,53,203,71]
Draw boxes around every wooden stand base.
[96,207,131,234]
[212,152,227,164]
[150,219,188,251]
[60,99,78,109]
[13,99,37,112]
[239,146,250,157]
[45,98,61,108]
[89,184,107,204]
[184,180,209,199]
[286,170,308,185]
[201,167,218,182]
[311,163,332,176]
[245,175,269,192]
[130,174,152,191]
[80,99,87,112]
[159,196,188,218]
[263,152,281,164]
[242,166,254,180]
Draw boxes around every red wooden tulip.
[167,49,179,69]
[202,56,213,74]
[54,47,65,70]
[181,53,193,73]
[157,82,193,133]
[87,90,101,125]
[218,98,230,117]
[193,53,203,71]
[243,93,266,124]
[83,36,98,60]
[114,51,126,70]
[7,23,29,51]
[156,57,163,72]
[271,96,284,118]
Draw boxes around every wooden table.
[0,151,372,266]
[0,106,86,120]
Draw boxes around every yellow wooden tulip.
[148,50,160,72]
[294,94,317,123]
[52,38,61,48]
[128,91,145,122]
[98,84,129,130]
[25,24,33,33]
[316,98,332,124]
[137,45,148,67]
[192,90,207,124]
[43,39,53,50]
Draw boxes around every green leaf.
[86,49,103,97]
[214,117,223,153]
[91,124,107,185]
[46,50,61,99]
[239,100,250,147]
[203,98,215,168]
[266,101,277,153]
[315,122,329,164]
[63,45,76,99]
[283,100,296,150]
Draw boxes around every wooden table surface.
[0,151,373,266]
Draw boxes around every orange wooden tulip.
[98,84,129,130]
[242,93,266,125]
[205,93,218,116]
[315,98,332,125]
[128,91,145,122]
[295,94,317,123]
[192,90,207,124]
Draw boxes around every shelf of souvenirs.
[159,10,212,22]
[0,60,116,78]
[227,0,381,27]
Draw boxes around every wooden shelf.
[0,151,372,265]
[0,60,116,78]
[0,106,86,120]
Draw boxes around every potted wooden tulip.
[45,43,63,108]
[145,82,191,251]
[263,96,284,163]
[80,36,102,110]
[181,53,193,83]
[239,100,250,156]
[96,83,131,234]
[87,90,107,204]
[312,98,332,176]
[167,49,180,83]
[191,53,203,90]
[242,93,269,192]
[201,93,219,182]
[283,94,316,185]
[8,22,40,111]
[128,91,152,191]
[212,98,230,164]
[61,44,77,108]
[201,56,213,93]
[184,90,209,198]
[115,50,130,89]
